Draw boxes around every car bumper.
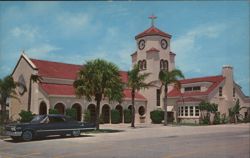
[5,131,22,136]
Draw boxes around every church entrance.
[54,103,65,115]
[115,105,123,123]
[72,103,82,121]
[87,104,96,123]
[39,102,47,115]
[102,104,110,123]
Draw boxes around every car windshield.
[31,115,46,123]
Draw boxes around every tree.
[158,69,184,126]
[229,99,245,123]
[73,59,123,130]
[27,74,42,112]
[198,101,218,124]
[127,64,151,127]
[0,75,18,123]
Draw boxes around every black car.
[4,114,96,141]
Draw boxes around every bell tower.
[131,15,176,123]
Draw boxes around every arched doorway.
[39,102,47,115]
[72,103,82,121]
[54,103,65,115]
[102,104,110,123]
[116,105,123,123]
[128,105,132,112]
[87,104,96,123]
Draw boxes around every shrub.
[49,108,59,114]
[220,113,228,124]
[83,110,91,123]
[19,110,34,122]
[200,116,210,125]
[150,109,164,124]
[214,112,221,124]
[111,109,120,124]
[66,108,77,120]
[124,109,132,123]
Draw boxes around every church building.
[9,17,250,124]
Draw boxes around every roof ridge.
[30,58,82,67]
[180,75,224,81]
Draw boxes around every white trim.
[22,53,37,69]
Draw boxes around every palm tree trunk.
[131,89,135,128]
[96,97,101,130]
[164,86,168,126]
[27,77,32,112]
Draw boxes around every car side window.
[49,116,65,123]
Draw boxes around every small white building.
[9,19,250,124]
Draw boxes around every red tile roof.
[177,97,204,103]
[146,47,160,53]
[123,89,146,100]
[39,83,146,100]
[39,83,75,96]
[31,59,82,80]
[31,59,129,83]
[135,26,172,39]
[168,75,225,97]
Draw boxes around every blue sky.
[0,1,249,96]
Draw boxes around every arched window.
[164,60,169,71]
[160,59,164,70]
[143,60,147,70]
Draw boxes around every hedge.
[19,110,35,122]
[124,109,132,123]
[150,109,164,124]
[49,108,59,114]
[83,110,91,123]
[66,108,77,120]
[111,109,120,124]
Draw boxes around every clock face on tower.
[161,39,168,49]
[138,39,145,50]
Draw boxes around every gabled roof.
[135,26,172,39]
[30,58,129,83]
[146,47,160,53]
[39,82,146,100]
[168,75,225,97]
[31,59,82,80]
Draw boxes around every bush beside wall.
[19,110,34,122]
[150,109,164,124]
[111,109,120,124]
[124,109,132,123]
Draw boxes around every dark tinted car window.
[49,116,65,123]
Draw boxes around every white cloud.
[10,26,39,42]
[172,23,226,75]
[26,44,61,59]
[56,12,90,35]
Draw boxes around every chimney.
[222,65,234,100]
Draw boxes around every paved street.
[0,123,249,158]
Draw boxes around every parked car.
[4,114,96,141]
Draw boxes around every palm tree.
[73,59,124,130]
[229,99,246,123]
[159,69,184,126]
[0,75,18,123]
[127,64,151,128]
[27,74,42,112]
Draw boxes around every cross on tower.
[148,14,157,27]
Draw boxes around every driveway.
[0,123,249,158]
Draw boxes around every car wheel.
[22,130,33,141]
[72,130,80,137]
